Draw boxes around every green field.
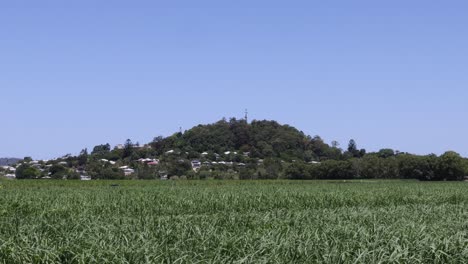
[1,180,468,263]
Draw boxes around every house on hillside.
[5,174,15,179]
[123,168,135,176]
[80,175,92,181]
[1,166,16,173]
[191,160,201,171]
[138,158,159,165]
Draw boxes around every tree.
[436,151,465,181]
[348,139,357,154]
[377,149,395,158]
[16,164,40,179]
[78,148,88,166]
[123,139,134,159]
[263,158,283,179]
[91,144,111,156]
[331,141,340,148]
[49,164,69,179]
[347,139,365,158]
[285,162,309,179]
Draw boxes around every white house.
[80,175,92,181]
[138,158,159,164]
[115,144,124,150]
[124,169,135,176]
[191,160,201,171]
[1,166,15,172]
[147,161,159,166]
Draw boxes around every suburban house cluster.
[1,143,321,180]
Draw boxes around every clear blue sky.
[1,0,468,159]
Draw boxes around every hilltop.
[150,118,344,161]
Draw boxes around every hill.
[0,158,21,166]
[150,118,344,162]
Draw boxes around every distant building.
[138,158,159,165]
[123,168,135,176]
[115,144,124,150]
[1,166,15,172]
[191,160,201,171]
[80,175,92,181]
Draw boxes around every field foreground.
[1,180,468,263]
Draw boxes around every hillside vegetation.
[10,118,468,181]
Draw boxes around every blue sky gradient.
[1,0,468,159]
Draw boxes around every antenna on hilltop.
[244,109,249,123]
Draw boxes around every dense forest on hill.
[150,118,350,162]
[6,118,468,181]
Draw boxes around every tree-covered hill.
[152,118,345,162]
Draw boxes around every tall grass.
[0,180,468,263]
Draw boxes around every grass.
[0,180,468,263]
